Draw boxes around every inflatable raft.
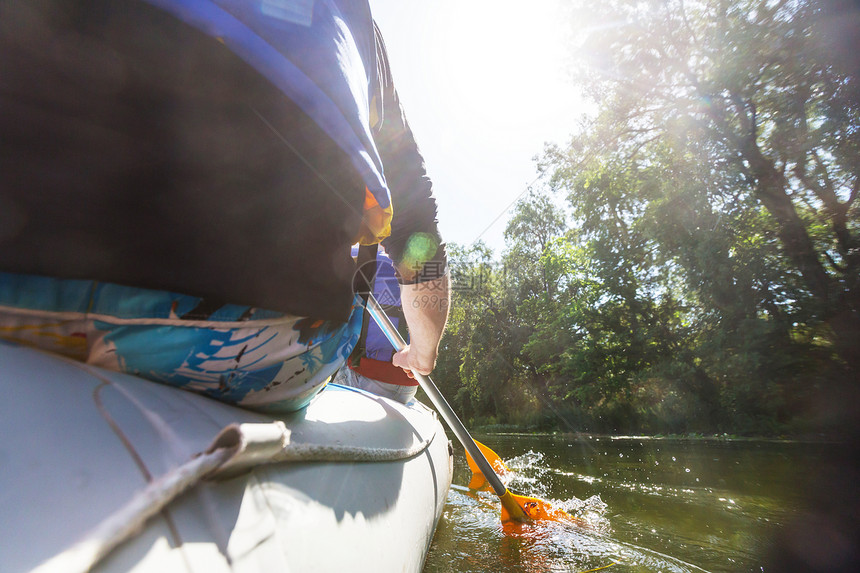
[0,342,453,572]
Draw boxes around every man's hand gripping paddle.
[365,294,571,524]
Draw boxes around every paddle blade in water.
[499,490,530,522]
[467,473,491,491]
[465,440,509,477]
[501,492,582,525]
[464,441,576,525]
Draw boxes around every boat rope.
[31,421,435,573]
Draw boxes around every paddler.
[0,0,449,412]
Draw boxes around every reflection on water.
[423,435,838,573]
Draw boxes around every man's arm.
[370,21,449,376]
[392,275,450,376]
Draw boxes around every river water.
[422,434,843,572]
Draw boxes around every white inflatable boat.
[0,342,453,572]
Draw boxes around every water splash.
[429,436,815,572]
[444,447,716,572]
[505,450,552,496]
[443,485,711,572]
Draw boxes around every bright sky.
[369,0,589,255]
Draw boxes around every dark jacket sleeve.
[371,22,447,284]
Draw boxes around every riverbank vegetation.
[431,0,859,437]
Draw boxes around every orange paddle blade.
[464,441,578,525]
[509,493,573,522]
[467,473,491,491]
[465,440,509,477]
[501,492,583,525]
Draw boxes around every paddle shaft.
[365,294,508,497]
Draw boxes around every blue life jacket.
[351,245,408,363]
[145,0,391,210]
[143,0,393,243]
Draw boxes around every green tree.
[504,190,568,298]
[552,0,859,374]
[433,242,539,426]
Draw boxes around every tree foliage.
[556,0,859,368]
[431,0,858,436]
